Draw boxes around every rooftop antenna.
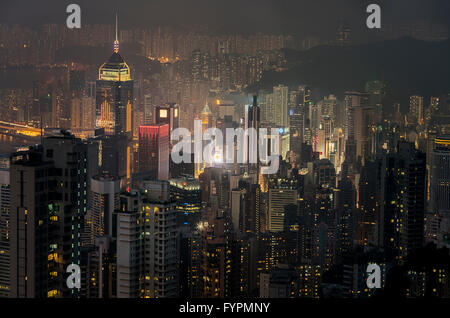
[113,9,119,53]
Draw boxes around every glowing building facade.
[138,124,170,181]
[95,14,133,182]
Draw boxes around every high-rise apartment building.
[9,132,88,298]
[83,174,120,246]
[380,141,426,262]
[0,155,10,298]
[116,181,178,298]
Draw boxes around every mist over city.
[0,0,449,305]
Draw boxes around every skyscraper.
[83,174,121,246]
[169,176,201,226]
[344,92,373,165]
[231,180,261,235]
[272,85,289,128]
[289,86,310,163]
[96,54,133,135]
[96,14,133,181]
[116,181,178,298]
[0,155,10,298]
[154,103,180,137]
[138,124,170,181]
[380,141,426,261]
[429,136,450,248]
[268,178,297,233]
[409,95,424,125]
[248,95,260,177]
[9,132,88,298]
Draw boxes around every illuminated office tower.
[344,92,372,165]
[272,85,289,128]
[71,97,83,130]
[9,133,88,298]
[289,86,310,162]
[288,90,302,158]
[0,155,10,298]
[430,97,440,117]
[319,94,336,121]
[231,180,261,235]
[81,96,96,131]
[96,14,133,182]
[169,177,201,226]
[191,50,203,82]
[429,136,450,248]
[365,80,384,123]
[409,95,424,125]
[138,124,169,180]
[247,95,260,177]
[268,178,297,233]
[154,103,179,136]
[380,141,426,262]
[312,159,336,188]
[83,174,120,246]
[94,133,130,181]
[96,15,133,136]
[195,104,212,178]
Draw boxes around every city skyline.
[0,2,449,301]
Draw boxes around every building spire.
[114,12,119,53]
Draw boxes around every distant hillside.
[251,37,450,112]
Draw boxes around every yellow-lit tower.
[96,13,133,135]
[95,12,134,181]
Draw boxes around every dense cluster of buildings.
[0,16,449,299]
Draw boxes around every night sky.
[0,0,449,39]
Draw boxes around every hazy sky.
[0,0,449,38]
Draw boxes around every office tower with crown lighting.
[96,14,133,181]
